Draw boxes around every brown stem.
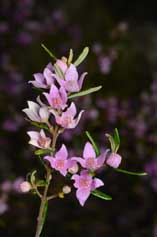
[35,124,59,237]
[35,166,51,237]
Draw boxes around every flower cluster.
[23,47,123,206]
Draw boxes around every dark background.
[0,0,156,236]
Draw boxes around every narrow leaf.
[54,63,65,80]
[68,86,102,99]
[74,47,89,66]
[105,133,116,152]
[67,48,73,65]
[39,201,48,236]
[85,131,100,156]
[30,121,49,131]
[91,190,112,200]
[41,44,57,61]
[113,128,120,152]
[114,168,147,176]
[30,170,37,185]
[35,149,52,156]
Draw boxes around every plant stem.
[35,166,51,237]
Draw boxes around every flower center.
[55,159,65,169]
[52,97,62,107]
[38,136,47,148]
[79,178,90,188]
[85,157,96,169]
[62,116,72,127]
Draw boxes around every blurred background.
[0,0,157,236]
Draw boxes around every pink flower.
[43,84,67,110]
[106,153,122,168]
[72,142,109,171]
[23,101,50,122]
[27,129,51,149]
[44,144,72,176]
[56,59,87,92]
[29,63,55,89]
[72,170,104,206]
[51,102,84,129]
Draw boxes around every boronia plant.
[22,45,147,237]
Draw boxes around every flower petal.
[55,144,68,160]
[76,188,90,206]
[65,64,78,81]
[83,142,96,159]
[92,178,104,190]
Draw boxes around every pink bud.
[20,181,31,193]
[68,163,79,174]
[106,153,122,168]
[62,185,71,194]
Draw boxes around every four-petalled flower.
[23,100,50,123]
[51,102,84,129]
[29,63,55,89]
[43,84,67,110]
[44,144,72,176]
[56,59,87,92]
[27,129,51,149]
[72,142,109,171]
[72,170,104,206]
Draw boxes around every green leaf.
[105,133,116,152]
[67,48,73,65]
[113,128,120,152]
[54,63,65,80]
[30,121,49,131]
[30,170,37,185]
[35,149,52,156]
[85,131,100,156]
[106,128,120,153]
[68,86,102,99]
[36,180,48,187]
[39,201,48,236]
[74,47,89,66]
[114,168,147,176]
[41,44,57,61]
[91,190,112,201]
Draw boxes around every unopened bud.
[62,185,71,194]
[20,181,32,193]
[106,153,122,168]
[68,163,79,174]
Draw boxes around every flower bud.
[62,185,71,194]
[106,153,122,168]
[68,163,79,174]
[20,181,32,193]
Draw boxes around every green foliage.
[54,63,65,80]
[85,131,100,156]
[106,128,120,153]
[74,47,89,66]
[67,48,73,65]
[114,168,147,176]
[68,85,102,99]
[35,149,52,156]
[91,190,112,200]
[41,44,57,61]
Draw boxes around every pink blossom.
[20,181,32,193]
[106,153,122,168]
[72,170,104,206]
[29,63,55,89]
[43,84,67,109]
[44,144,72,176]
[56,59,87,92]
[23,100,50,122]
[51,102,84,129]
[27,129,51,149]
[72,142,109,171]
